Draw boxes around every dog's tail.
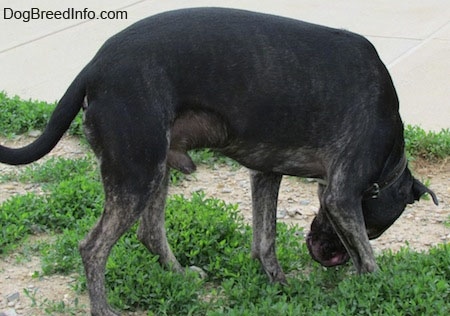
[0,75,85,165]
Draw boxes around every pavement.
[1,0,449,131]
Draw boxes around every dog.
[0,8,438,315]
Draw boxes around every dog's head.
[306,167,438,267]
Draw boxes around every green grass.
[0,91,83,137]
[0,156,97,185]
[2,185,449,315]
[404,125,450,160]
[24,287,85,316]
[0,157,103,253]
[0,160,448,315]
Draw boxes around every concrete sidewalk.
[1,0,449,130]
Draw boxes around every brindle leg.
[79,191,147,316]
[80,90,173,315]
[249,170,286,283]
[137,168,182,271]
[321,175,378,273]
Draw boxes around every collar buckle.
[363,154,407,200]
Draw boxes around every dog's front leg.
[249,170,286,283]
[321,186,379,274]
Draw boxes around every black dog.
[0,8,438,315]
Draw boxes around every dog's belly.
[220,143,326,178]
[168,110,325,178]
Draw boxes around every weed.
[24,287,87,315]
[190,149,239,170]
[2,183,449,314]
[166,192,249,277]
[404,125,450,160]
[169,169,189,186]
[0,156,97,185]
[0,158,102,253]
[23,288,39,307]
[0,91,83,137]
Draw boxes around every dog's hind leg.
[249,170,287,284]
[80,165,168,315]
[137,168,183,272]
[79,154,169,316]
[80,189,148,316]
[80,93,172,315]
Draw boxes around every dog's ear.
[412,178,439,205]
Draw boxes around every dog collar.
[363,154,408,200]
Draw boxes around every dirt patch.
[1,136,449,315]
